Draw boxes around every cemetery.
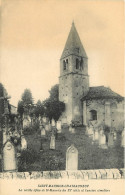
[0,19,124,180]
[0,83,124,175]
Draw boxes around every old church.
[59,22,124,130]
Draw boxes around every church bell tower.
[59,22,89,124]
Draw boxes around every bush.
[18,148,40,171]
[71,120,82,127]
[23,122,39,135]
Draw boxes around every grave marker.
[45,124,49,131]
[66,144,78,170]
[108,133,114,147]
[121,130,125,147]
[57,121,62,133]
[99,133,108,149]
[21,136,27,150]
[50,134,55,150]
[88,126,94,136]
[41,128,46,136]
[51,119,56,127]
[42,117,47,123]
[3,140,17,171]
[3,131,8,145]
[94,128,99,141]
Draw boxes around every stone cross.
[50,134,55,150]
[66,144,78,170]
[3,140,17,171]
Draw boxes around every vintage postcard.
[0,0,124,194]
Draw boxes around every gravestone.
[69,125,72,132]
[48,122,51,131]
[3,140,17,171]
[51,119,56,127]
[42,117,47,123]
[71,127,75,134]
[113,131,117,140]
[108,133,114,147]
[38,115,42,121]
[21,136,27,150]
[94,129,99,141]
[50,134,55,150]
[99,133,108,149]
[41,128,46,136]
[45,124,49,131]
[3,131,8,144]
[121,130,125,147]
[66,144,78,170]
[88,126,94,136]
[57,121,62,133]
[23,118,30,128]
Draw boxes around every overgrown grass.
[18,126,124,171]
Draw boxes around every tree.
[34,100,44,117]
[17,101,24,117]
[49,84,59,100]
[43,84,65,121]
[17,89,33,116]
[21,89,33,105]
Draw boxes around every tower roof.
[61,22,87,59]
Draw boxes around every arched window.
[80,58,83,70]
[63,60,66,70]
[76,58,79,69]
[89,110,97,121]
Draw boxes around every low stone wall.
[0,169,124,179]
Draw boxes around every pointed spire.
[72,20,74,26]
[61,22,87,59]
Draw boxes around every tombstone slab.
[50,135,55,150]
[51,119,56,127]
[57,121,62,133]
[121,130,125,147]
[45,124,49,131]
[94,129,99,141]
[66,145,78,170]
[3,140,17,172]
[21,136,27,150]
[99,134,108,149]
[41,128,46,136]
[108,133,114,147]
[88,126,94,137]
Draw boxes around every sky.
[0,0,124,106]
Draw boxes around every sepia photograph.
[0,0,124,194]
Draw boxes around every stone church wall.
[86,99,124,131]
[86,99,105,127]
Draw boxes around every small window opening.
[76,58,79,69]
[63,60,66,70]
[89,110,97,121]
[66,59,68,64]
